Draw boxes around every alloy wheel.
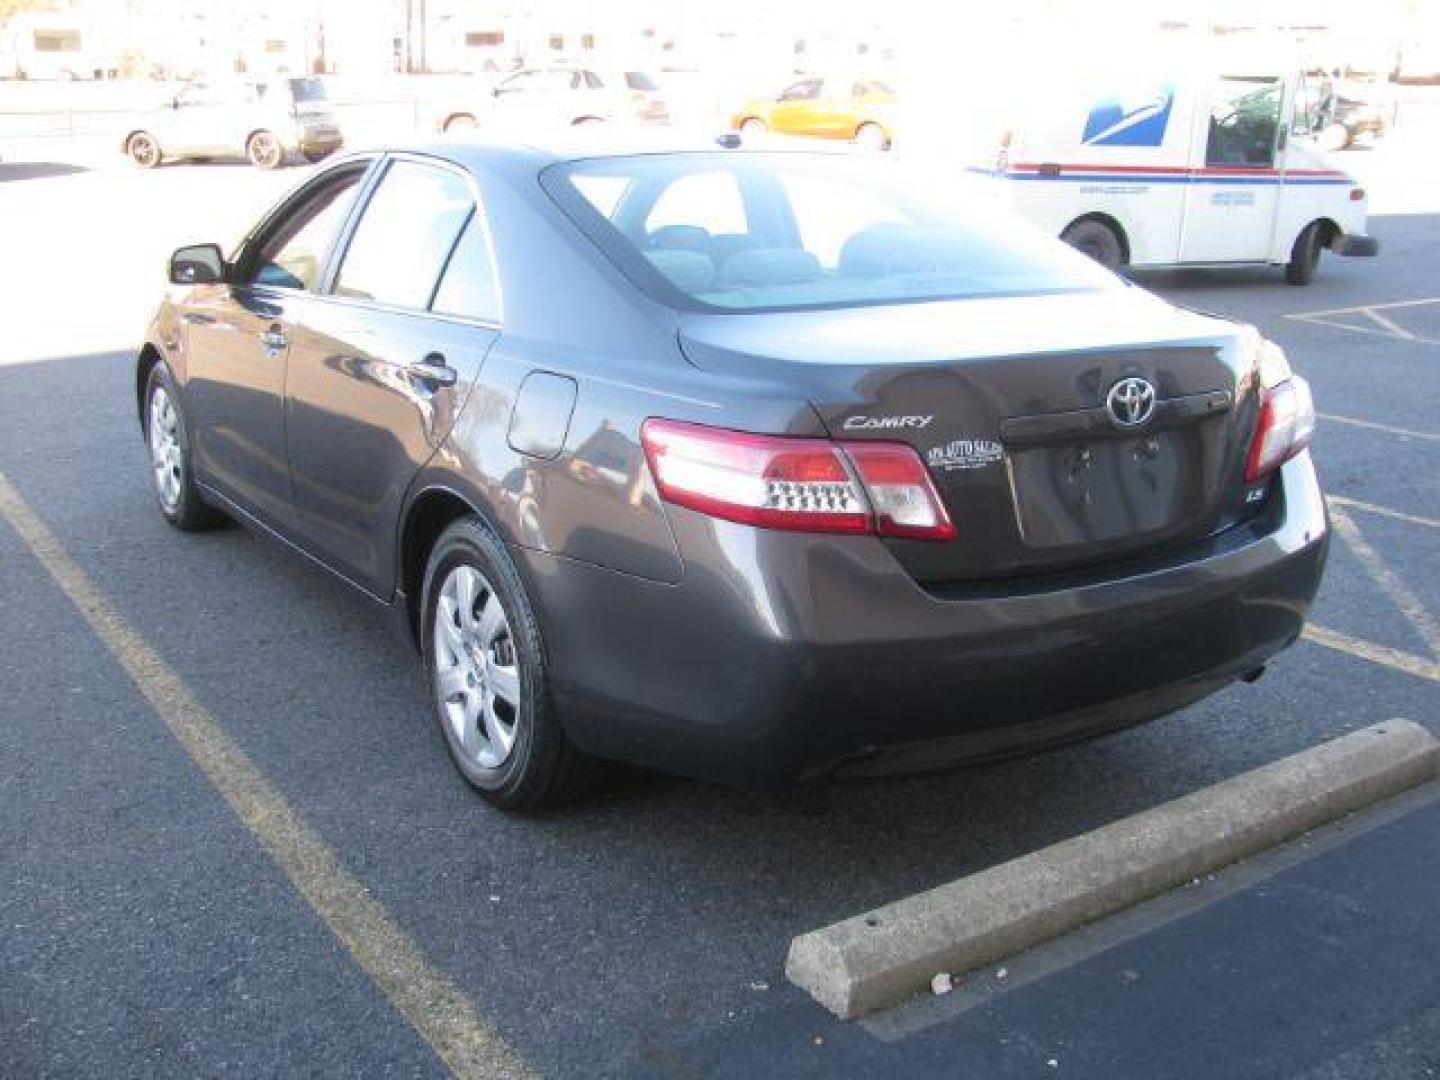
[433,564,522,770]
[129,133,159,168]
[248,132,282,169]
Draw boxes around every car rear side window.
[430,214,501,324]
[333,161,473,310]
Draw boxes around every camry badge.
[843,414,935,431]
[1105,377,1157,428]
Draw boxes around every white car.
[121,77,344,170]
[436,66,669,135]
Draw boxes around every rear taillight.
[640,419,954,541]
[1245,376,1315,483]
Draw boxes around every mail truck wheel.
[421,518,597,810]
[1061,218,1125,270]
[1286,222,1325,286]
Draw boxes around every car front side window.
[246,167,366,291]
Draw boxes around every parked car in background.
[121,77,344,170]
[731,76,896,149]
[436,66,669,134]
[140,139,1327,809]
[1302,69,1395,151]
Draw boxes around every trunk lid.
[677,289,1262,585]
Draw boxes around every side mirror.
[169,243,227,285]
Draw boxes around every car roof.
[348,131,860,176]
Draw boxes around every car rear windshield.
[541,153,1118,313]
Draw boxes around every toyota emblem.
[1106,376,1157,428]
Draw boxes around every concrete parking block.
[786,720,1440,1019]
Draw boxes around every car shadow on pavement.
[0,161,91,182]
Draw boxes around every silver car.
[122,77,344,170]
[437,66,668,135]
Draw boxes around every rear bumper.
[1334,233,1380,257]
[520,452,1328,788]
[285,129,343,154]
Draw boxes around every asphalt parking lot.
[1,149,1437,1078]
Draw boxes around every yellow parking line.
[1319,413,1440,444]
[0,472,530,1080]
[1329,505,1440,659]
[1328,496,1440,532]
[1303,624,1440,683]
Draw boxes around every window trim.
[313,151,504,329]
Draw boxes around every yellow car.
[731,76,896,149]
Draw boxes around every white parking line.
[1289,297,1440,346]
[0,471,531,1080]
[1328,496,1440,531]
[1320,413,1440,444]
[1303,625,1440,683]
[1329,504,1440,658]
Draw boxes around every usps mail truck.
[979,63,1378,284]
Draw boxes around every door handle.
[406,352,457,387]
[261,324,287,355]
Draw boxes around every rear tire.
[302,148,334,164]
[143,363,224,531]
[245,130,284,169]
[420,517,597,810]
[126,131,161,169]
[854,121,888,151]
[1061,219,1125,270]
[1286,221,1325,285]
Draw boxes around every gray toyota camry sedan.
[138,138,1327,808]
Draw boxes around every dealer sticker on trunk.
[926,438,1004,471]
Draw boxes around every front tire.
[443,113,478,133]
[1286,221,1325,285]
[126,131,161,168]
[144,364,223,531]
[246,130,284,169]
[421,518,596,810]
[739,117,767,138]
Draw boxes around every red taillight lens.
[640,419,954,541]
[841,442,956,540]
[641,419,870,534]
[1245,376,1315,483]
